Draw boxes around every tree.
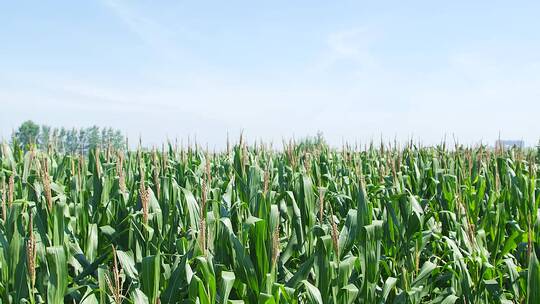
[87,126,101,150]
[57,127,67,152]
[78,129,87,154]
[11,121,126,153]
[40,125,51,149]
[537,140,540,163]
[66,128,79,154]
[13,120,40,149]
[113,130,125,150]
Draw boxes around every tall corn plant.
[0,139,539,303]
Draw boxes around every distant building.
[495,139,524,149]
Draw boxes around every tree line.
[11,120,126,153]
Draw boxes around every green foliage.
[11,120,125,153]
[0,138,539,303]
[14,120,40,149]
[536,141,540,163]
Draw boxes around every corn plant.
[0,139,539,303]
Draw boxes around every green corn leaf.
[142,253,161,303]
[46,246,68,304]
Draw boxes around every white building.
[495,140,524,149]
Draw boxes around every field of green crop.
[0,139,539,303]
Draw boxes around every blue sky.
[1,1,540,148]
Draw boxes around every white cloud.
[311,27,380,75]
[3,17,540,149]
[99,0,202,62]
[327,28,377,65]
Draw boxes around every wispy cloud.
[313,27,379,73]
[327,28,377,66]
[100,0,201,62]
[3,1,540,147]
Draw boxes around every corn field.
[0,139,539,303]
